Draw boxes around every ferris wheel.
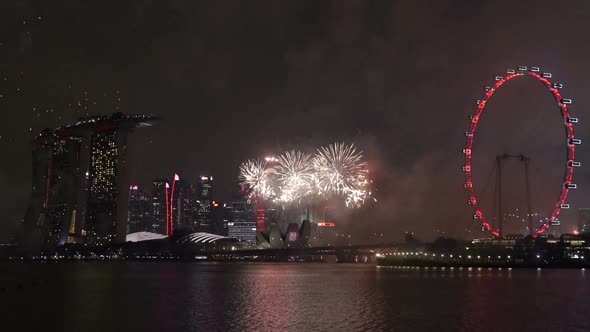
[463,66,580,238]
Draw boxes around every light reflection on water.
[0,263,588,332]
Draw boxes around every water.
[1,263,588,332]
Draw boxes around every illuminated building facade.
[225,200,256,243]
[20,113,159,251]
[227,221,257,243]
[83,128,128,246]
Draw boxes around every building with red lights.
[313,222,337,246]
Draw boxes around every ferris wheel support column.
[496,156,504,238]
[523,156,534,236]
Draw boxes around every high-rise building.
[151,179,169,235]
[127,186,153,234]
[20,130,54,251]
[210,200,224,235]
[578,208,590,234]
[83,128,126,246]
[47,135,84,246]
[266,207,279,230]
[20,113,159,251]
[21,130,84,249]
[314,222,337,246]
[153,175,207,236]
[171,179,199,232]
[225,200,256,243]
[196,176,213,231]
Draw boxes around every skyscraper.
[127,186,153,234]
[20,113,159,251]
[225,199,256,243]
[174,180,199,232]
[196,176,213,231]
[46,134,84,246]
[20,130,54,252]
[21,130,84,249]
[151,179,169,235]
[83,128,127,246]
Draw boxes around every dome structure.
[126,232,168,242]
[177,232,229,244]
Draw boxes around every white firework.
[275,150,314,203]
[313,142,368,193]
[239,142,373,208]
[238,159,276,200]
[343,179,372,208]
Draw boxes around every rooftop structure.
[126,232,169,243]
[177,232,230,244]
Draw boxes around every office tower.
[20,130,54,251]
[127,186,153,234]
[21,130,83,249]
[170,179,199,232]
[225,200,256,243]
[196,176,213,231]
[210,200,223,235]
[151,179,169,235]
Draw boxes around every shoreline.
[377,259,589,269]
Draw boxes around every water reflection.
[0,263,589,332]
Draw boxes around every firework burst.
[239,142,373,208]
[313,142,368,195]
[238,159,276,200]
[275,150,314,203]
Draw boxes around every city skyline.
[3,3,590,332]
[1,1,590,242]
[15,111,588,250]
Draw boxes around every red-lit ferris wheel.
[463,66,580,238]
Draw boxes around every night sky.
[1,0,590,242]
